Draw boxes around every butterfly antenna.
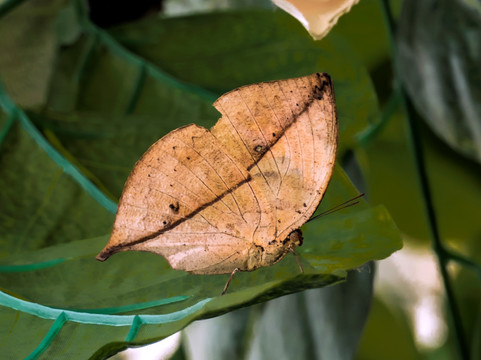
[307,193,365,223]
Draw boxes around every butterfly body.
[97,73,337,283]
[233,229,303,273]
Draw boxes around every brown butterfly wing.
[97,123,274,273]
[212,73,337,245]
[96,73,337,274]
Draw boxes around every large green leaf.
[0,0,67,108]
[0,2,402,359]
[397,0,481,164]
[0,96,115,257]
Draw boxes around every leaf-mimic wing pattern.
[97,73,338,274]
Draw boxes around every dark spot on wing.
[169,202,180,213]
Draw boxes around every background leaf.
[0,100,114,257]
[397,0,481,163]
[0,0,67,107]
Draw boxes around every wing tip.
[96,245,119,262]
[96,249,110,262]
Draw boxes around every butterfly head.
[285,229,303,247]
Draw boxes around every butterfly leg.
[221,267,240,295]
[288,247,304,274]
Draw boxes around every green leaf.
[0,109,114,258]
[331,0,391,69]
[0,0,67,108]
[397,0,481,164]
[35,23,218,198]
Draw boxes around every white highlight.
[111,332,181,360]
[376,242,448,350]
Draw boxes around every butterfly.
[96,73,338,294]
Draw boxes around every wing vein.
[177,137,246,222]
[238,88,282,195]
[277,81,304,189]
[215,102,265,239]
[138,162,235,218]
[260,84,292,196]
[121,193,218,231]
[141,150,235,215]
[216,101,273,194]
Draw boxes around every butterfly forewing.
[211,73,337,245]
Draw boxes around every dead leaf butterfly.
[97,73,338,294]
